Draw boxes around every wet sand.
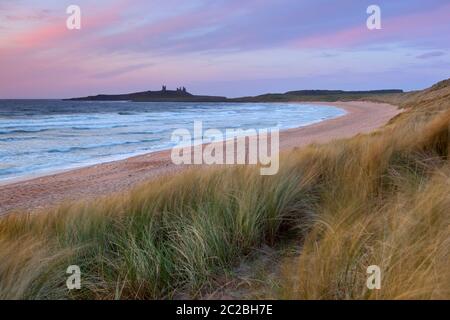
[0,101,400,215]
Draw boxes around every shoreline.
[0,103,344,187]
[0,101,400,215]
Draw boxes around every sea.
[0,100,345,182]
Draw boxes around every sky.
[0,0,449,98]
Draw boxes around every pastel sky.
[0,0,449,98]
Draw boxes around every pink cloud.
[91,1,248,53]
[2,0,134,50]
[11,21,68,47]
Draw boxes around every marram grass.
[0,80,449,299]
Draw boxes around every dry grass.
[0,160,317,299]
[280,109,450,299]
[0,79,448,300]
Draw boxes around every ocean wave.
[116,129,168,135]
[46,138,161,154]
[71,124,129,130]
[0,129,50,135]
[0,136,37,142]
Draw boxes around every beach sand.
[0,101,401,215]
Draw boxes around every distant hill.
[230,89,404,102]
[65,88,404,103]
[285,89,402,95]
[65,88,228,102]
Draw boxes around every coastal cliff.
[65,87,228,102]
[65,87,403,103]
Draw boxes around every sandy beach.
[0,101,400,215]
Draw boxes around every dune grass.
[280,109,450,299]
[0,80,449,300]
[0,156,318,299]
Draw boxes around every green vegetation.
[0,79,449,299]
[232,89,404,103]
